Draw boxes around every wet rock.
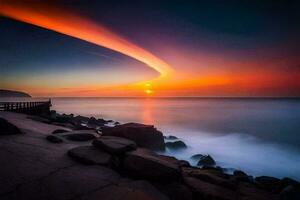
[182,167,237,190]
[102,123,165,150]
[52,129,69,134]
[0,118,22,135]
[87,117,106,129]
[68,146,115,166]
[123,148,180,181]
[54,113,74,123]
[255,176,282,192]
[46,135,63,143]
[92,136,137,154]
[190,154,204,160]
[165,140,187,150]
[183,176,237,200]
[164,135,178,140]
[197,154,216,166]
[280,185,300,200]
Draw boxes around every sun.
[145,89,153,94]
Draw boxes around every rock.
[255,176,282,192]
[183,176,237,200]
[280,177,300,188]
[190,154,204,160]
[62,132,97,141]
[164,135,178,140]
[46,135,63,143]
[83,180,169,200]
[68,115,89,128]
[233,170,252,183]
[54,113,74,123]
[156,182,193,200]
[92,136,137,154]
[87,117,106,129]
[0,118,22,135]
[165,140,187,150]
[68,146,115,166]
[123,148,180,181]
[197,154,216,166]
[52,129,69,134]
[102,123,165,150]
[234,170,247,177]
[280,185,300,200]
[238,182,280,200]
[178,160,191,167]
[182,167,237,190]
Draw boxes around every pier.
[0,99,52,115]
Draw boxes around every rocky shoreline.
[1,111,300,200]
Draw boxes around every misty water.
[4,97,300,180]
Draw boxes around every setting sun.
[145,89,153,94]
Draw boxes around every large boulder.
[92,136,137,154]
[102,123,165,150]
[0,118,22,135]
[197,154,216,166]
[165,140,187,150]
[123,148,180,181]
[68,146,116,166]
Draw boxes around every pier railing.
[0,99,52,115]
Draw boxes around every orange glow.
[0,1,173,78]
[145,89,153,94]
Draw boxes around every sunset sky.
[1,0,300,97]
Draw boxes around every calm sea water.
[2,97,300,180]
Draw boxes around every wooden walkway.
[0,99,52,115]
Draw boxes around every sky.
[0,0,300,97]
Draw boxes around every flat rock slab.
[3,165,121,200]
[123,148,180,181]
[0,117,22,135]
[93,136,137,154]
[81,180,169,200]
[184,176,237,200]
[68,146,114,166]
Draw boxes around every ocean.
[3,97,300,180]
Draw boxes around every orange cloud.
[0,1,173,78]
